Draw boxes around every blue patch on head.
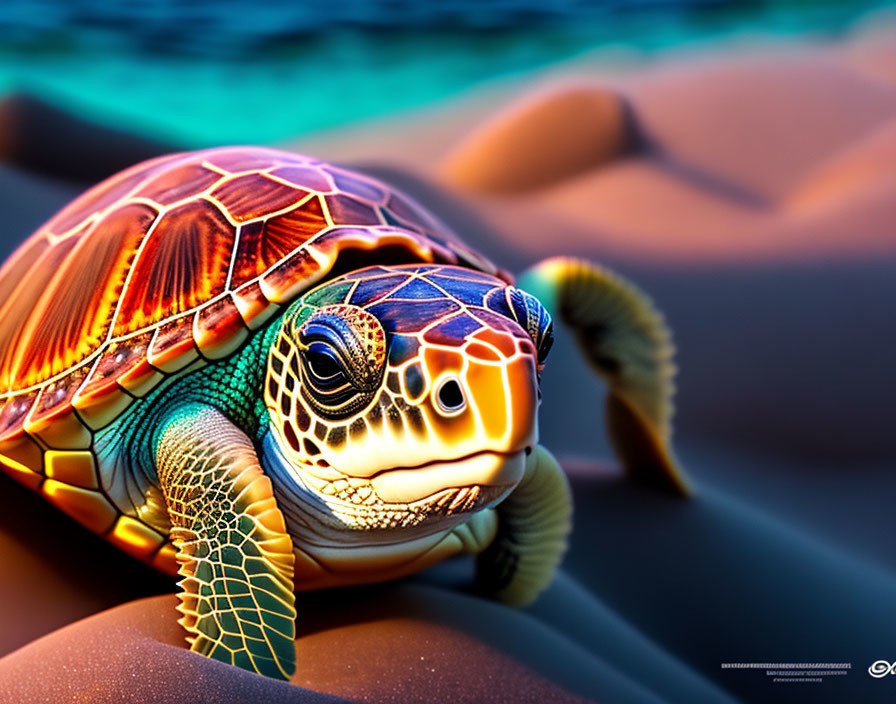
[427,275,498,306]
[471,308,528,338]
[388,277,446,300]
[388,334,420,365]
[367,299,461,333]
[343,265,392,280]
[423,313,483,345]
[403,363,425,399]
[349,274,408,306]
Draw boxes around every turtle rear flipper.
[156,404,297,680]
[518,257,691,496]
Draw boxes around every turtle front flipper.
[155,404,297,680]
[477,445,572,607]
[518,257,691,496]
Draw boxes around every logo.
[868,661,896,678]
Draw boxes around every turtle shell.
[0,147,497,565]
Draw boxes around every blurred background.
[1,2,895,703]
[0,0,891,144]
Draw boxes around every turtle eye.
[305,342,347,388]
[297,332,369,418]
[293,305,386,420]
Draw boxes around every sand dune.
[434,42,896,264]
[440,85,636,194]
[289,28,896,265]
[787,119,896,210]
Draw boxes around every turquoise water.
[0,1,891,146]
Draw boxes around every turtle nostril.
[436,378,465,414]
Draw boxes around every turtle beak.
[369,450,527,504]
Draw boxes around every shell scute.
[108,515,166,559]
[259,245,325,304]
[16,204,157,389]
[230,196,328,288]
[45,450,98,489]
[42,480,118,534]
[270,166,333,193]
[324,194,382,226]
[146,318,200,373]
[202,147,286,172]
[73,358,123,409]
[96,331,159,397]
[0,237,51,314]
[30,365,88,419]
[0,433,43,486]
[117,360,164,398]
[25,367,92,449]
[114,198,233,336]
[232,281,276,331]
[72,383,133,431]
[385,191,442,234]
[0,234,81,390]
[26,406,93,450]
[87,339,146,390]
[194,295,249,360]
[135,163,222,206]
[0,391,39,439]
[324,167,387,204]
[210,172,309,223]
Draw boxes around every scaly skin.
[93,320,278,534]
[156,405,297,679]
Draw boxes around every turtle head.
[260,264,553,534]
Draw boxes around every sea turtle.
[0,147,689,680]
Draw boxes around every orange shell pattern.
[0,147,496,571]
